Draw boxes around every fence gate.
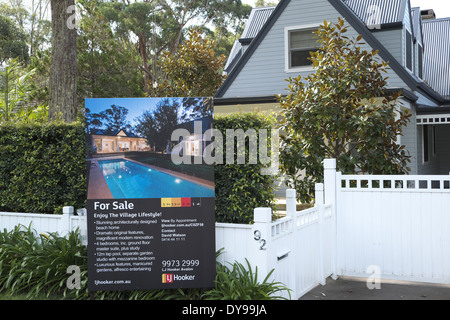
[325,159,450,284]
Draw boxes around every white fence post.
[60,206,74,235]
[251,207,273,283]
[285,188,297,296]
[323,159,338,280]
[315,183,326,285]
[286,189,296,218]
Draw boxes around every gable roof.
[215,0,450,105]
[94,128,140,138]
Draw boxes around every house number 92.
[253,230,266,250]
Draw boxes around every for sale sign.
[85,97,215,291]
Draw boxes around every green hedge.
[0,121,86,214]
[214,112,277,224]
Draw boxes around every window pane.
[406,31,412,70]
[418,45,423,78]
[290,29,318,50]
[291,49,316,67]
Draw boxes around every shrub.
[0,225,88,299]
[0,121,86,214]
[0,229,290,300]
[203,258,290,300]
[214,112,277,224]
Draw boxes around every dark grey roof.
[422,18,450,99]
[344,0,405,26]
[224,6,276,73]
[241,6,276,38]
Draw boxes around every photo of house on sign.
[85,97,215,200]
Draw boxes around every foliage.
[0,15,29,64]
[203,258,290,300]
[90,0,250,96]
[0,225,88,300]
[85,104,131,135]
[214,112,277,224]
[25,50,51,107]
[77,0,145,100]
[152,27,227,97]
[0,58,48,123]
[0,229,289,300]
[0,121,86,214]
[0,0,51,57]
[278,19,412,203]
[134,98,180,152]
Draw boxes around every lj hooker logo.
[162,273,196,283]
[162,273,173,283]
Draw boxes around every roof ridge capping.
[252,5,277,10]
[422,17,450,23]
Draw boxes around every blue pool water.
[98,159,215,199]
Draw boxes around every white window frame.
[284,23,321,73]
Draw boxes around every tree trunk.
[49,0,78,122]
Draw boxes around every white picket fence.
[1,158,450,299]
[0,206,88,244]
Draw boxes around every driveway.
[299,276,450,300]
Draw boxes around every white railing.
[213,184,334,299]
[0,207,87,244]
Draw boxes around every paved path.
[300,276,450,300]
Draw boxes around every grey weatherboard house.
[214,0,450,175]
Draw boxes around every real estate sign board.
[85,97,215,291]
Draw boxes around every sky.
[85,97,168,128]
[85,97,193,129]
[410,0,450,18]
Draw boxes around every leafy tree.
[135,98,179,152]
[77,0,144,99]
[0,0,52,57]
[85,104,132,136]
[152,27,227,98]
[0,59,43,122]
[278,19,411,203]
[0,15,29,64]
[99,104,131,134]
[98,0,249,96]
[85,108,103,134]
